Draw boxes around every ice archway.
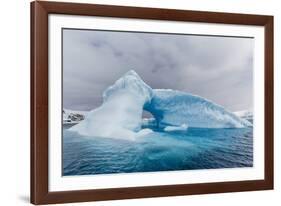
[70,70,252,139]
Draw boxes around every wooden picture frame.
[31,0,274,204]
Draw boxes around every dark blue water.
[63,127,253,176]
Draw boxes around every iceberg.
[71,70,252,140]
[70,70,153,140]
[234,110,253,123]
[146,89,252,128]
[164,124,188,132]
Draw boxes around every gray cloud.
[63,29,253,112]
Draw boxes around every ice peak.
[103,70,153,103]
[120,70,146,85]
[124,70,139,77]
[120,70,144,84]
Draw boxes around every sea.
[63,125,253,176]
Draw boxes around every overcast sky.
[63,29,254,112]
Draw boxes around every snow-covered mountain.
[70,70,252,140]
[63,109,88,124]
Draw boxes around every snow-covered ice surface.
[70,70,252,140]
